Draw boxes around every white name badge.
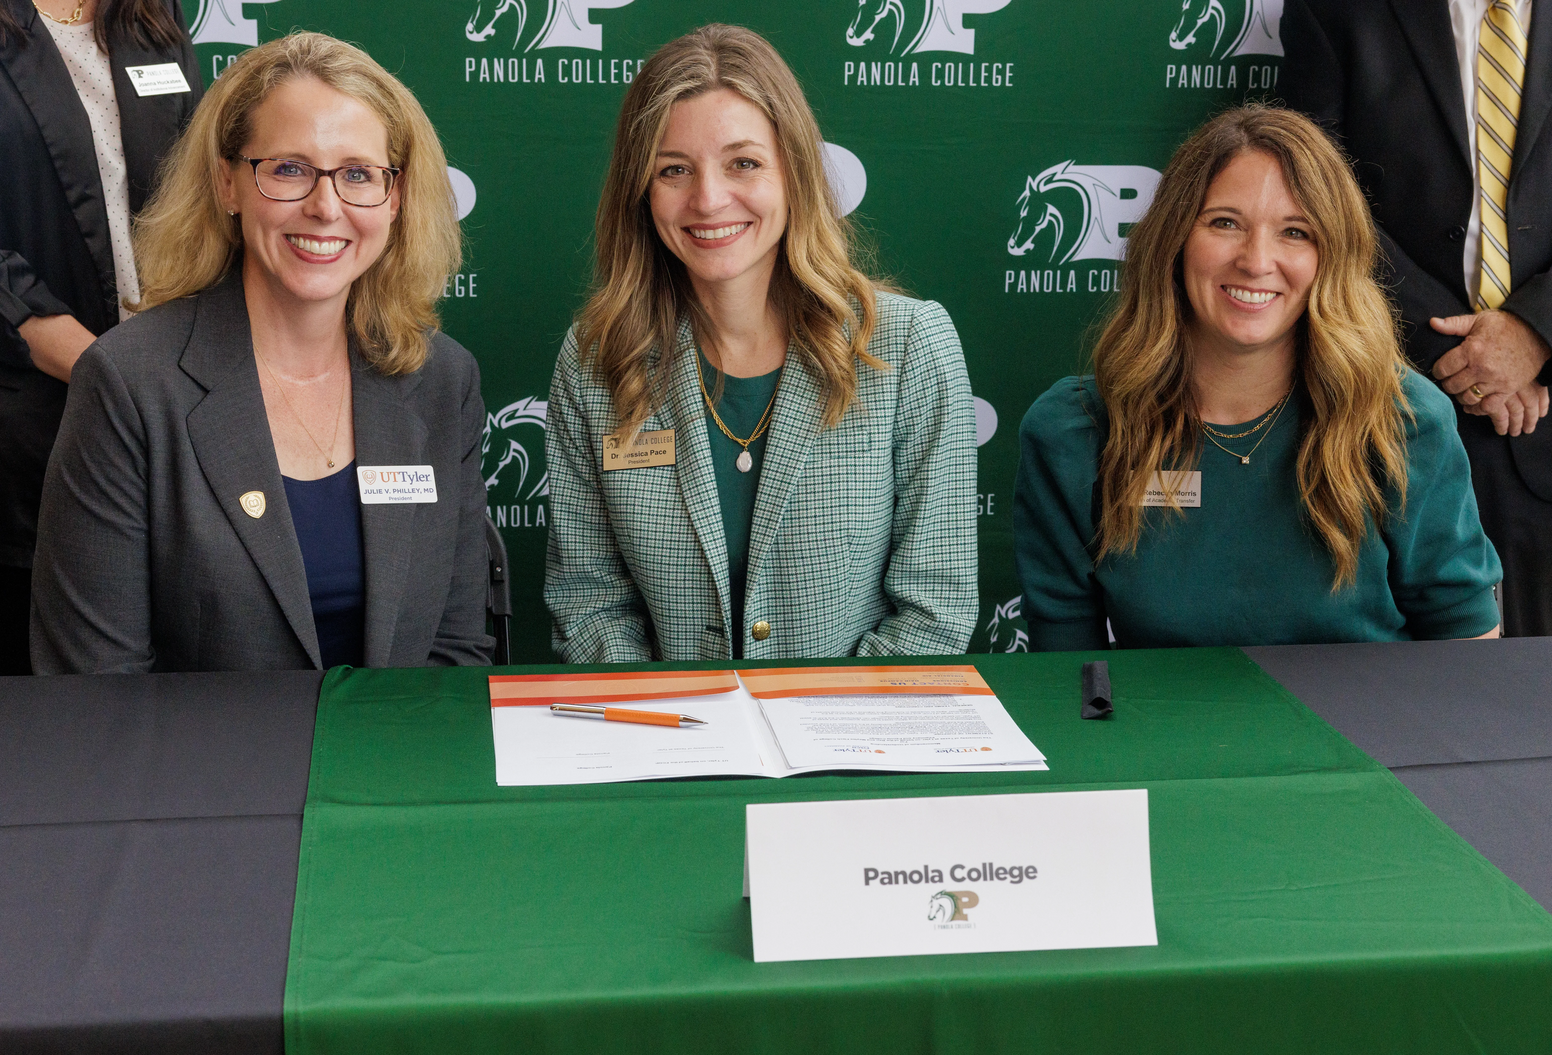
[357,465,438,504]
[1140,470,1202,507]
[745,789,1157,963]
[123,63,191,97]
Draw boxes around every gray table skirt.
[2,640,1547,1053]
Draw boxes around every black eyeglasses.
[238,156,401,207]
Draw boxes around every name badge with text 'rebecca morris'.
[124,63,192,97]
[1139,470,1201,508]
[357,465,438,504]
[602,428,676,471]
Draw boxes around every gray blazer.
[29,273,493,673]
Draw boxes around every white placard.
[357,465,437,504]
[123,63,191,97]
[746,790,1156,963]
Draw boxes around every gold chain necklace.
[34,0,86,24]
[257,353,348,470]
[695,351,778,474]
[1200,388,1292,466]
[1201,388,1292,440]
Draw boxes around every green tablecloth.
[285,649,1552,1054]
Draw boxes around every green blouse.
[1012,371,1502,650]
[700,353,782,657]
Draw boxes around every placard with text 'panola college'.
[746,790,1156,963]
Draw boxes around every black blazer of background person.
[1280,0,1552,636]
[0,0,201,671]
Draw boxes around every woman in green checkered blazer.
[544,25,977,662]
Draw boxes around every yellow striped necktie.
[1476,0,1529,310]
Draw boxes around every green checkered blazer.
[543,292,978,662]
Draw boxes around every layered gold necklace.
[1200,388,1292,466]
[695,352,778,473]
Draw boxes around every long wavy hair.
[131,31,461,375]
[1092,105,1409,589]
[577,23,884,439]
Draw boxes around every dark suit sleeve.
[30,342,156,673]
[1280,0,1470,372]
[0,249,74,370]
[427,354,495,666]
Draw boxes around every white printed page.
[491,689,772,786]
[756,692,1046,771]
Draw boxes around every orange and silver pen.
[549,704,706,727]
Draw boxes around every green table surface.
[285,649,1552,1054]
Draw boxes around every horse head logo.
[466,0,527,46]
[927,890,957,922]
[482,396,550,501]
[1169,0,1283,59]
[189,0,281,47]
[846,0,1011,55]
[847,0,907,50]
[464,0,633,52]
[1007,162,1161,264]
[927,889,978,921]
[985,596,1029,653]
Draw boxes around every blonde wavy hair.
[577,23,885,438]
[1093,105,1409,589]
[132,32,461,375]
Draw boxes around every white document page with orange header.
[741,666,1047,771]
[489,666,1046,786]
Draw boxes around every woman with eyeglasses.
[30,32,493,672]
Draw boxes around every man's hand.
[1430,310,1552,435]
[1463,382,1551,435]
[17,313,95,382]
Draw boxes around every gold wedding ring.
[1470,384,1486,399]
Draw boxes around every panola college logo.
[483,397,549,528]
[927,889,979,923]
[984,596,1028,652]
[463,0,642,86]
[847,0,1011,55]
[1004,162,1161,296]
[189,0,279,47]
[842,0,1015,88]
[1165,0,1283,90]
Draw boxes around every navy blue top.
[283,462,365,668]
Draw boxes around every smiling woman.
[29,32,494,673]
[1012,105,1504,650]
[544,24,977,662]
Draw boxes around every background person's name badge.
[357,465,438,504]
[123,63,191,97]
[1140,470,1202,508]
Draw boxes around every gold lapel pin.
[239,490,266,519]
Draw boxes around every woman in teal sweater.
[1013,106,1502,650]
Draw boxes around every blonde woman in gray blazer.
[30,34,491,672]
[544,26,977,662]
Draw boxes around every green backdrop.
[187,0,1285,660]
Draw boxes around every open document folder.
[488,666,1047,786]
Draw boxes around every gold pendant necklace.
[34,0,86,25]
[257,353,348,470]
[696,351,778,473]
[1200,388,1293,465]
